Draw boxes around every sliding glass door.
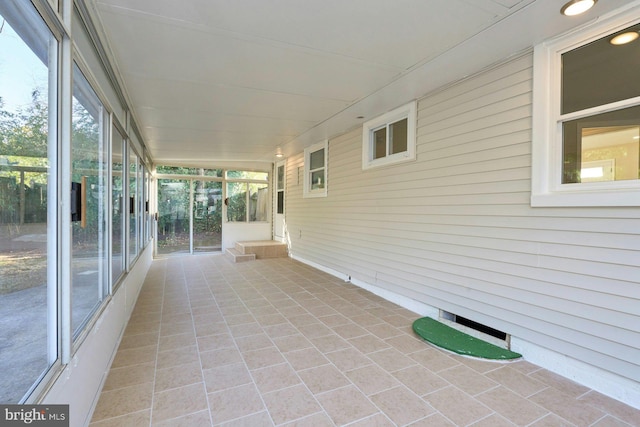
[157,178,222,255]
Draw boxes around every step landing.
[226,240,288,263]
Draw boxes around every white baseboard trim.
[291,253,640,411]
[290,254,439,318]
[511,337,640,410]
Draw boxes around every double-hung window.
[532,6,640,206]
[362,101,416,170]
[303,140,328,198]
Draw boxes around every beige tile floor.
[90,255,640,427]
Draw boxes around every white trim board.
[291,253,640,410]
[290,253,438,319]
[511,338,640,410]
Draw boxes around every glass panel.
[193,180,222,252]
[277,191,284,214]
[390,118,408,155]
[156,165,198,175]
[562,105,640,184]
[137,162,144,251]
[226,170,268,180]
[128,150,138,263]
[249,183,268,222]
[203,168,223,177]
[0,4,56,401]
[145,170,151,243]
[111,127,124,285]
[156,165,222,177]
[311,170,325,190]
[309,149,324,170]
[157,179,190,255]
[373,127,387,159]
[277,165,284,190]
[562,23,640,115]
[71,64,108,337]
[277,165,284,214]
[226,182,246,222]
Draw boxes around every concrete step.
[234,240,288,259]
[225,248,256,263]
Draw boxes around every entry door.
[274,160,286,241]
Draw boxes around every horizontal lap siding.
[286,52,640,383]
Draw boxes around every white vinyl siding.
[286,52,640,384]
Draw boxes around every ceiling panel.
[98,7,403,101]
[98,0,498,68]
[87,0,631,166]
[137,108,314,137]
[123,76,351,122]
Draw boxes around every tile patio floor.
[89,255,640,426]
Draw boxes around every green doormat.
[412,317,522,360]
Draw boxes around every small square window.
[362,101,416,170]
[304,140,327,198]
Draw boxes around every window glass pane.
[562,105,640,184]
[277,165,285,214]
[562,23,640,115]
[193,180,222,252]
[129,150,138,263]
[137,162,144,250]
[277,165,284,190]
[144,169,150,243]
[390,118,408,154]
[157,179,190,255]
[249,183,268,221]
[373,128,387,159]
[226,170,268,180]
[71,64,108,337]
[156,165,199,175]
[277,191,284,214]
[112,127,124,284]
[309,149,325,170]
[156,165,222,177]
[226,182,246,222]
[203,169,223,177]
[0,4,56,402]
[311,170,325,190]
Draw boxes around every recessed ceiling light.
[610,32,640,45]
[561,0,597,16]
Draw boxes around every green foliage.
[0,91,48,158]
[0,93,49,224]
[226,191,246,222]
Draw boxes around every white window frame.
[531,3,640,207]
[303,140,328,198]
[362,101,417,170]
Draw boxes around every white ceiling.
[87,0,631,167]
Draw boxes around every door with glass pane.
[193,180,222,252]
[274,160,286,241]
[157,179,191,255]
